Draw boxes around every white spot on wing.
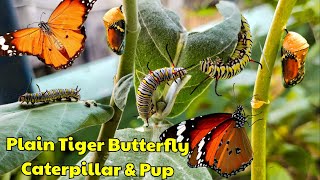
[177,135,184,142]
[1,45,9,50]
[198,138,205,152]
[177,124,186,136]
[0,36,5,45]
[196,151,202,160]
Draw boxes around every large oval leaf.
[0,101,114,175]
[59,123,212,180]
[134,0,241,119]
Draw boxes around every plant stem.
[87,1,140,180]
[251,0,296,180]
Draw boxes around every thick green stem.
[87,1,140,180]
[251,0,296,180]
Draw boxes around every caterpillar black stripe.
[193,15,262,96]
[136,45,189,126]
[19,85,81,105]
[136,66,187,124]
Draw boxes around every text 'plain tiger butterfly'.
[0,0,97,69]
[103,5,125,55]
[281,29,309,88]
[159,105,253,178]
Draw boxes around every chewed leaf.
[134,0,242,118]
[0,101,114,175]
[113,73,133,110]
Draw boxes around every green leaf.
[113,74,133,110]
[0,102,114,175]
[59,123,211,180]
[134,0,241,119]
[267,162,292,180]
[294,121,320,151]
[279,144,312,176]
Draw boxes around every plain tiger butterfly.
[281,29,309,88]
[191,15,262,96]
[159,105,253,178]
[103,5,125,55]
[136,44,189,126]
[19,84,81,105]
[0,0,97,69]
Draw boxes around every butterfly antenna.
[26,22,38,28]
[166,44,175,67]
[284,28,289,34]
[190,76,210,95]
[214,78,222,96]
[40,12,46,21]
[245,111,263,118]
[238,94,259,110]
[119,5,123,12]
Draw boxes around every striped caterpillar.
[192,15,262,96]
[19,85,81,105]
[136,45,189,126]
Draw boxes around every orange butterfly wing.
[188,120,253,177]
[48,0,95,29]
[0,28,43,57]
[213,126,253,176]
[0,0,96,69]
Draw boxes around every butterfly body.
[0,0,97,69]
[160,105,253,178]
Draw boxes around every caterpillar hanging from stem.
[191,15,262,96]
[136,44,194,126]
[19,84,81,105]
